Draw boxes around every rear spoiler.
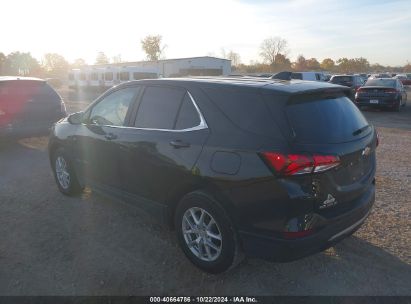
[287,87,351,104]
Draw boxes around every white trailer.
[118,66,159,84]
[88,68,105,88]
[68,69,81,89]
[103,66,120,88]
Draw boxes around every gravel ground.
[0,87,410,295]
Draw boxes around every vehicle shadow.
[188,235,411,295]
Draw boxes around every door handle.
[104,133,117,140]
[170,140,190,148]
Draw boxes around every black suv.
[48,78,376,273]
[329,75,365,100]
[0,77,66,137]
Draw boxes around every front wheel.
[174,191,242,274]
[52,148,83,196]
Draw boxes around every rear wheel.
[175,191,242,273]
[52,147,83,196]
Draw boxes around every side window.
[89,87,139,126]
[134,86,185,129]
[175,94,201,130]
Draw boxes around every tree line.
[1,35,410,79]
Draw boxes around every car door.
[75,86,141,189]
[118,85,210,206]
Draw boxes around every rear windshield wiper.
[352,125,370,136]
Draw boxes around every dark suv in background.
[0,77,66,137]
[329,75,364,100]
[48,78,376,273]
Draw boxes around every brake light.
[261,152,340,176]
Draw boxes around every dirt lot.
[0,88,410,295]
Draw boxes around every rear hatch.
[0,80,63,128]
[357,86,397,99]
[268,91,376,212]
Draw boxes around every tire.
[51,147,83,196]
[174,191,243,274]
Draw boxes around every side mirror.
[68,112,85,125]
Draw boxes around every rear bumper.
[355,97,400,107]
[239,183,375,262]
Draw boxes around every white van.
[291,72,326,81]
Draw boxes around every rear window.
[330,76,353,84]
[286,96,369,144]
[365,79,396,87]
[0,82,59,101]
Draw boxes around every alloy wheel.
[55,156,71,190]
[182,207,223,262]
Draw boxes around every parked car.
[329,75,364,100]
[290,71,326,81]
[0,77,66,137]
[355,78,407,111]
[393,74,411,86]
[370,73,391,79]
[49,78,376,273]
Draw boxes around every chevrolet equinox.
[48,78,376,273]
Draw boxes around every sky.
[1,0,410,66]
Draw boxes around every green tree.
[272,53,291,71]
[42,53,69,77]
[0,52,6,75]
[293,55,307,71]
[306,58,320,71]
[95,52,109,65]
[320,58,335,71]
[72,58,86,68]
[336,58,350,73]
[403,62,411,73]
[3,52,42,76]
[259,36,289,65]
[141,35,166,61]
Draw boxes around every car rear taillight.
[261,152,340,176]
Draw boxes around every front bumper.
[239,183,375,262]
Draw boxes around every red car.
[394,74,411,86]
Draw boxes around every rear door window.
[286,96,369,144]
[134,86,185,129]
[175,93,201,130]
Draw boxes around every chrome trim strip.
[86,90,208,133]
[328,211,370,242]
